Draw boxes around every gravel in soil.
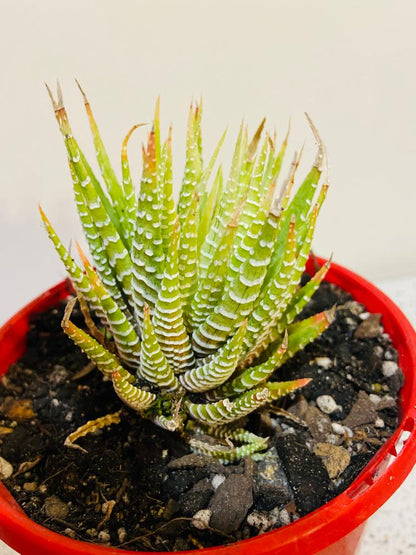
[0,281,403,551]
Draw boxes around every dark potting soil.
[0,280,403,551]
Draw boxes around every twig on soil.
[97,499,116,530]
[71,361,96,381]
[39,462,75,486]
[44,515,83,533]
[118,517,235,548]
[267,406,308,427]
[115,478,129,503]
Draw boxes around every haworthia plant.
[42,82,334,463]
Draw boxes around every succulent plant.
[41,82,333,463]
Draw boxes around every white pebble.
[374,346,384,357]
[316,395,341,415]
[64,528,76,539]
[359,312,370,320]
[270,418,278,429]
[0,457,13,479]
[247,510,276,531]
[382,361,398,378]
[281,424,295,433]
[315,357,332,369]
[326,434,341,445]
[369,394,381,406]
[65,411,73,422]
[343,426,354,438]
[375,418,385,428]
[279,509,291,526]
[211,474,226,489]
[97,530,110,543]
[192,509,212,530]
[118,528,127,543]
[331,422,346,435]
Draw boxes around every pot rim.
[0,259,415,555]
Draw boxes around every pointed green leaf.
[179,321,247,392]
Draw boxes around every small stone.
[316,395,341,415]
[64,528,76,539]
[192,509,212,530]
[64,411,73,422]
[44,495,69,519]
[354,314,382,338]
[331,423,346,435]
[118,528,127,543]
[50,365,69,386]
[375,418,385,428]
[97,530,110,543]
[0,456,13,479]
[326,434,342,445]
[211,474,226,489]
[374,345,384,357]
[359,311,370,320]
[345,317,357,328]
[179,478,214,516]
[313,443,351,479]
[276,435,330,516]
[382,361,398,378]
[384,348,397,361]
[343,301,365,316]
[377,395,396,410]
[343,426,353,438]
[369,394,381,406]
[86,528,97,538]
[343,391,378,428]
[315,357,333,369]
[386,368,404,396]
[254,448,293,510]
[23,482,37,492]
[164,467,211,498]
[305,406,333,441]
[247,509,278,532]
[209,473,253,533]
[281,424,295,433]
[167,453,224,474]
[279,508,291,525]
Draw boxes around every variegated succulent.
[41,82,333,463]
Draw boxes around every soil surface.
[0,279,403,551]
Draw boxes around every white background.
[1,1,416,553]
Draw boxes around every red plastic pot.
[1,260,416,555]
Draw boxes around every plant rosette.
[1,84,416,554]
[1,262,415,555]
